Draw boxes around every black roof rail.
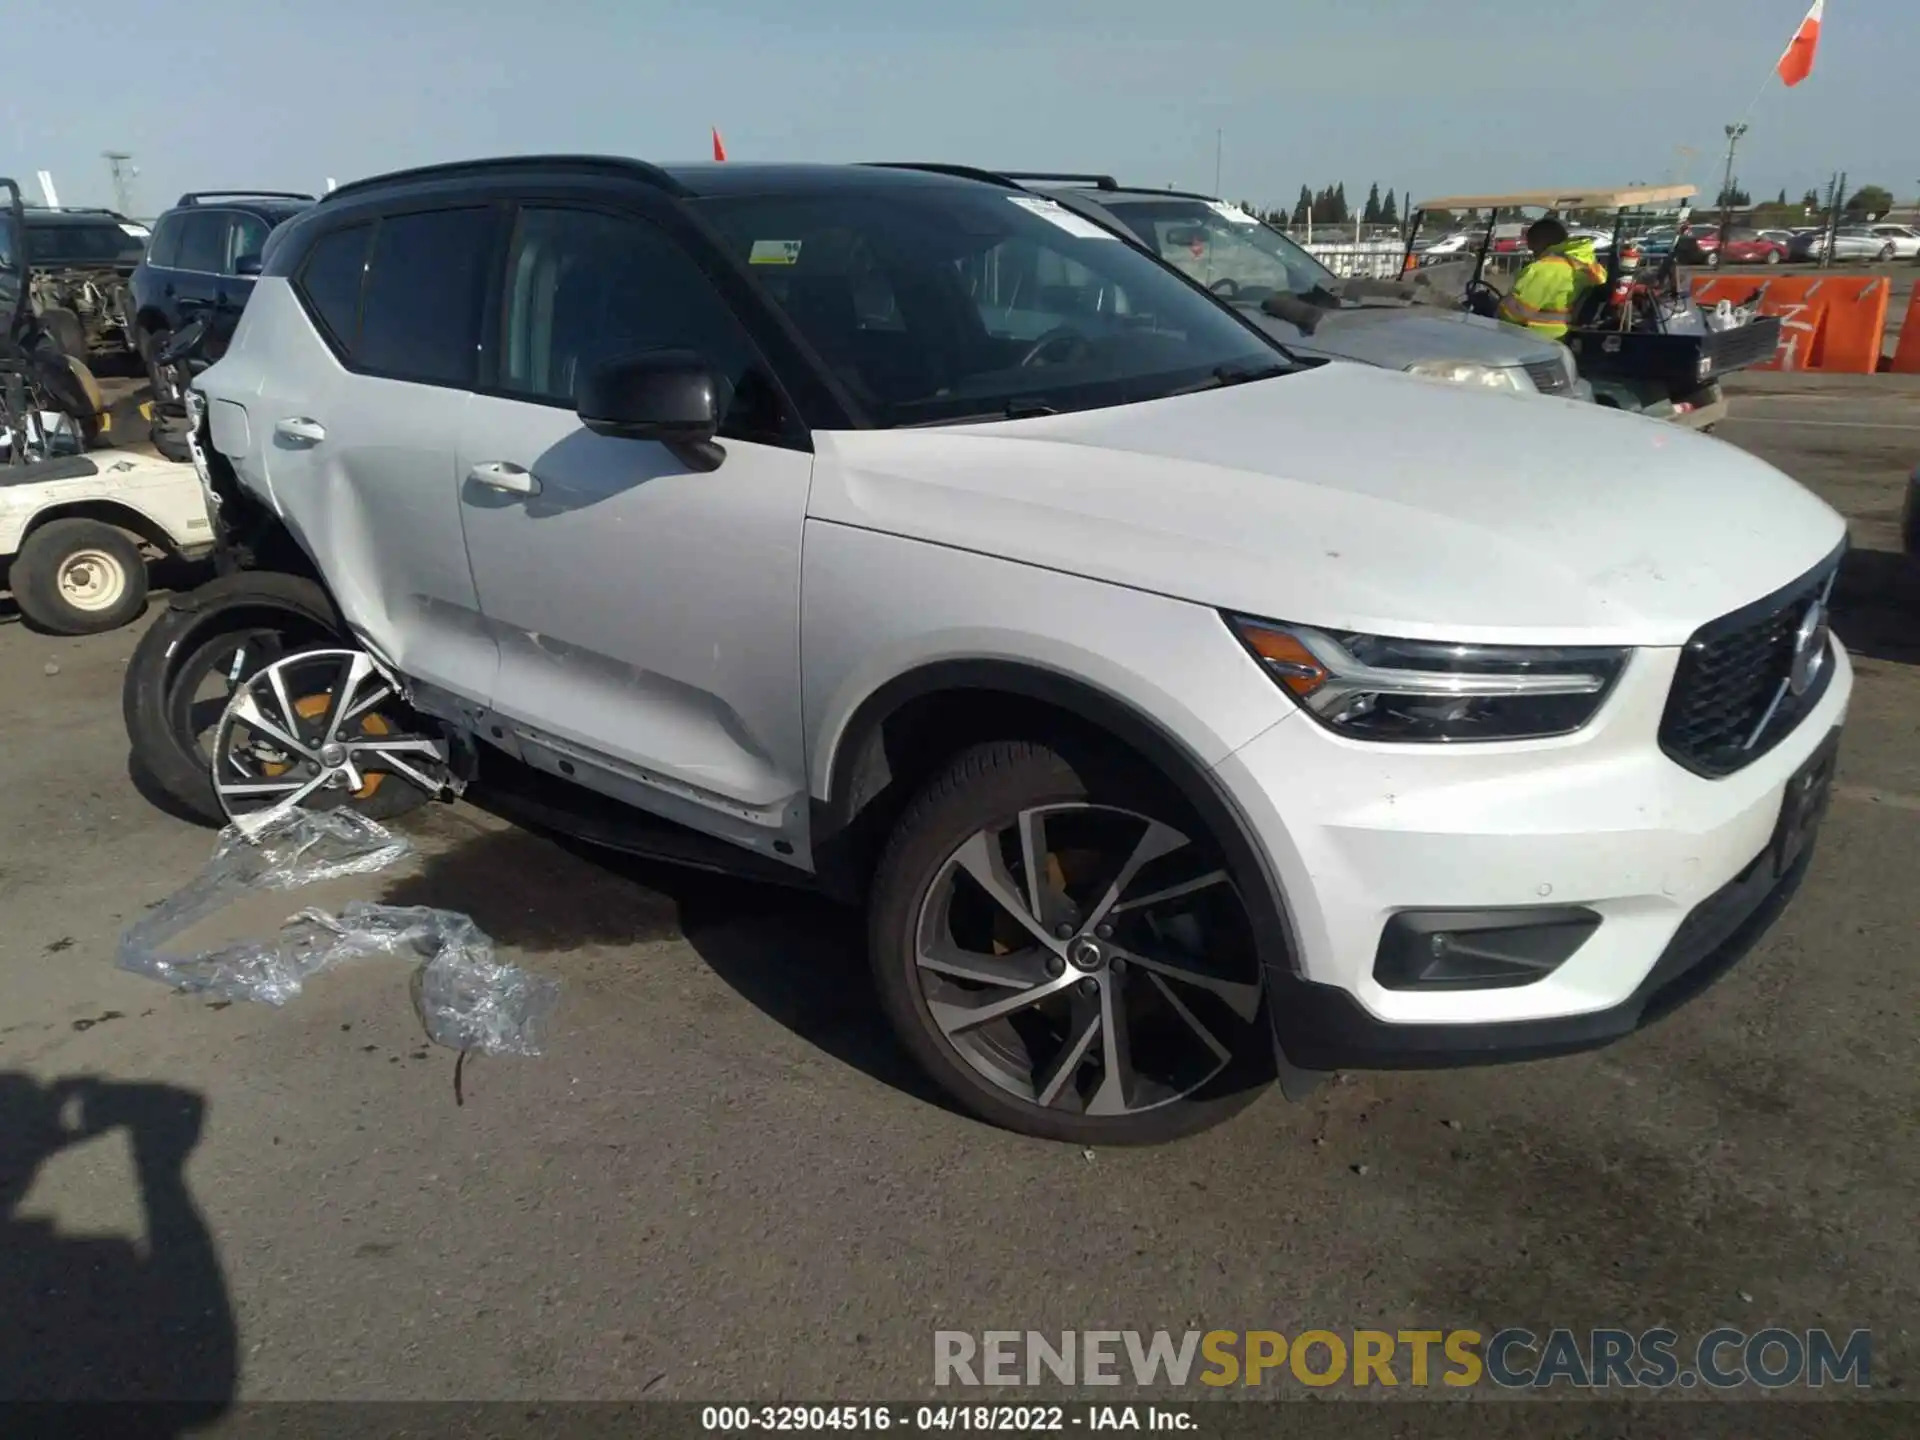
[861,163,1024,189]
[22,204,126,216]
[176,190,316,207]
[320,156,690,203]
[997,171,1120,191]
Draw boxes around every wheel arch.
[813,658,1299,975]
[21,498,178,555]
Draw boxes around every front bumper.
[1213,640,1852,1070]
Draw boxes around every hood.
[807,364,1844,647]
[1244,302,1558,370]
[1550,237,1600,266]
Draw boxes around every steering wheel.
[1017,326,1094,368]
[1463,277,1503,318]
[1209,277,1240,299]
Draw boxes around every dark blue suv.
[128,190,313,389]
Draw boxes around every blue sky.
[6,0,1912,216]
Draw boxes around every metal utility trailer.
[1402,185,1782,429]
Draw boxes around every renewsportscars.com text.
[933,1328,1872,1390]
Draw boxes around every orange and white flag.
[1776,0,1824,88]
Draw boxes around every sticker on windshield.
[1207,201,1260,226]
[1006,196,1117,240]
[749,239,804,265]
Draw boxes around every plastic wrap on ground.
[115,808,558,1055]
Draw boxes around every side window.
[498,206,782,439]
[294,224,372,353]
[227,213,270,272]
[175,211,228,273]
[146,213,182,269]
[355,208,493,387]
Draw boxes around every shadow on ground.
[1832,548,1920,666]
[0,1072,235,1426]
[377,823,952,1113]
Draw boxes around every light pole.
[103,151,138,217]
[1717,123,1748,248]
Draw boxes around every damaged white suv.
[172,157,1850,1143]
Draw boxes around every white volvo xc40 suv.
[175,157,1850,1143]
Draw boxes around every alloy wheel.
[909,803,1261,1118]
[210,647,448,832]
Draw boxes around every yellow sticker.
[749,239,803,265]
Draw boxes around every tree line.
[1224,181,1902,235]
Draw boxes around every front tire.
[10,519,149,635]
[867,740,1271,1144]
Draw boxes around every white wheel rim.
[57,548,129,611]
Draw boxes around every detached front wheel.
[208,645,448,830]
[868,741,1271,1144]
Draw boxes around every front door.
[456,203,814,863]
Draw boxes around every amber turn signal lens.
[1236,623,1327,697]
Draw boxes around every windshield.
[25,219,147,266]
[696,188,1284,427]
[1100,198,1339,302]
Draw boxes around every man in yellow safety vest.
[1496,218,1606,340]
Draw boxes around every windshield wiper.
[900,399,1061,427]
[1163,361,1290,397]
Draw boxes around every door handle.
[466,461,541,496]
[275,417,326,444]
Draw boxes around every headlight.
[1228,618,1628,742]
[1405,359,1528,392]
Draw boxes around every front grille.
[1522,357,1572,395]
[1659,548,1842,778]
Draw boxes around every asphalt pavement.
[0,379,1915,1412]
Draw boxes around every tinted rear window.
[354,208,494,387]
[295,224,372,351]
[25,220,147,265]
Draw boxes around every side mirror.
[234,253,264,277]
[577,350,728,451]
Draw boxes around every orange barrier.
[1890,285,1920,374]
[1689,274,1891,373]
[1690,276,1828,371]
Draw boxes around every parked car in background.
[128,190,314,396]
[1028,177,1588,399]
[170,154,1852,1143]
[1866,224,1920,260]
[1685,225,1789,266]
[1791,226,1898,263]
[21,205,149,362]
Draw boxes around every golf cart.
[1403,185,1783,430]
[2,177,218,634]
[1023,174,1591,401]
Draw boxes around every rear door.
[249,206,502,703]
[168,209,232,333]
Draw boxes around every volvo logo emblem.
[1788,598,1830,698]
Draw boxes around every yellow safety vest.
[1497,239,1607,340]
